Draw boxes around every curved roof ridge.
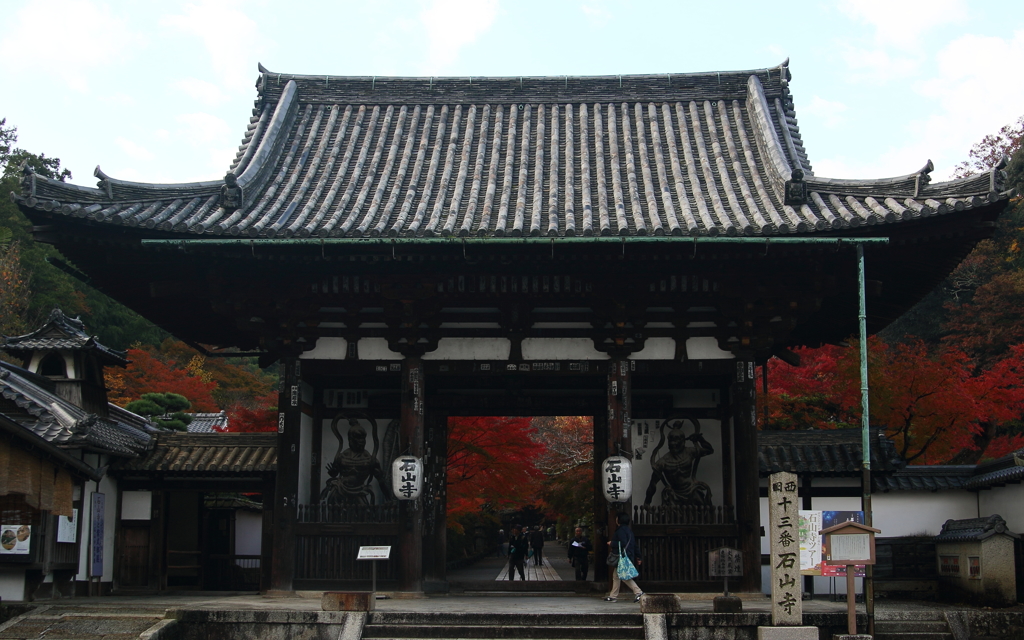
[255,60,793,85]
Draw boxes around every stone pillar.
[269,357,301,592]
[398,357,424,592]
[768,471,801,625]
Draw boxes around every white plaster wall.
[0,569,25,602]
[522,338,609,360]
[685,337,734,360]
[357,338,403,360]
[423,338,510,360]
[630,418,723,510]
[121,491,152,520]
[300,337,347,360]
[873,492,978,537]
[235,511,263,556]
[979,484,1024,534]
[319,417,394,504]
[631,338,675,360]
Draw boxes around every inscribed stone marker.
[769,471,801,625]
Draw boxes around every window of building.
[968,556,981,579]
[940,555,960,575]
[39,352,67,378]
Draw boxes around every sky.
[1,0,1022,187]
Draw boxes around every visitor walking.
[495,529,506,557]
[567,526,591,580]
[529,525,545,566]
[507,525,528,580]
[605,513,643,602]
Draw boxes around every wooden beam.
[399,357,424,592]
[730,356,762,592]
[269,357,301,592]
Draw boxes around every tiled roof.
[874,465,974,492]
[934,514,1019,542]
[964,449,1024,490]
[112,432,276,475]
[758,428,904,476]
[0,361,153,456]
[2,308,128,366]
[12,61,1013,240]
[186,411,229,433]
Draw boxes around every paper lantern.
[601,456,632,503]
[392,456,423,500]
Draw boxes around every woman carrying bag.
[605,512,644,602]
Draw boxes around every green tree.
[125,392,194,431]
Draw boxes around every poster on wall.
[799,510,866,577]
[0,524,32,554]
[57,508,78,544]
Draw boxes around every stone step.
[369,612,643,626]
[874,610,946,622]
[874,620,950,632]
[362,624,644,640]
[873,634,953,640]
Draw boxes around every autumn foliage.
[445,416,545,531]
[760,339,1024,464]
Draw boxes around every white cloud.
[836,0,967,50]
[580,2,612,28]
[160,1,266,90]
[175,112,233,148]
[173,77,231,107]
[115,137,155,161]
[419,0,499,74]
[802,96,849,129]
[0,0,142,91]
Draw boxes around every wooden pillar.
[605,359,632,579]
[731,356,762,592]
[269,357,301,592]
[399,357,424,592]
[426,411,448,585]
[149,490,164,590]
[593,405,609,582]
[260,477,275,593]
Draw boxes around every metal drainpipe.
[858,243,874,636]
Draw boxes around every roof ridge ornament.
[94,166,113,198]
[784,168,806,206]
[220,172,242,211]
[913,160,934,198]
[991,155,1009,195]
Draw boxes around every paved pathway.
[493,557,561,581]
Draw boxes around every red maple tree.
[106,345,218,413]
[446,416,546,530]
[760,339,1024,464]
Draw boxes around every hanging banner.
[601,456,632,503]
[90,492,105,577]
[392,456,423,500]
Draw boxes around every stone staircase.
[361,612,644,640]
[0,604,172,640]
[873,610,954,640]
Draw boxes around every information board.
[357,545,392,560]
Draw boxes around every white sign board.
[357,545,392,560]
[829,534,872,563]
[57,509,78,543]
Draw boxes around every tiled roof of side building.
[11,61,1013,240]
[758,428,904,476]
[2,308,128,366]
[934,514,1019,542]
[0,361,153,456]
[186,411,229,433]
[112,432,277,475]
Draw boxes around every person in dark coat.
[605,512,643,602]
[567,526,592,581]
[529,525,545,566]
[507,525,528,580]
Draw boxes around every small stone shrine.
[935,514,1018,607]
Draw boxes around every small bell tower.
[1,308,128,416]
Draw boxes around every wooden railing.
[635,533,741,582]
[297,502,399,524]
[295,534,398,582]
[632,503,735,525]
